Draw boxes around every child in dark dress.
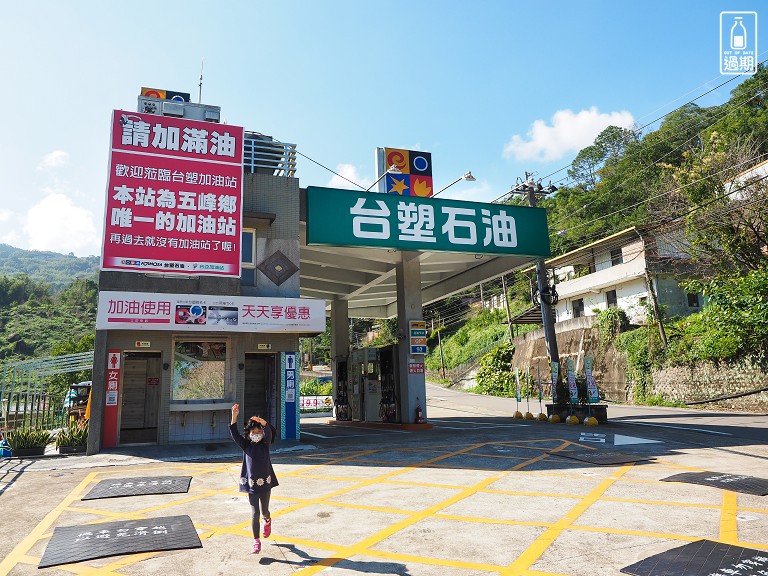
[229,403,278,554]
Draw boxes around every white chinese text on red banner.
[102,110,244,277]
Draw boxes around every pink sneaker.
[252,538,261,554]
[263,518,271,538]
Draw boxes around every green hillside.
[0,244,99,292]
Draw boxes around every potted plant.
[7,427,53,457]
[56,420,89,454]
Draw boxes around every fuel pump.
[379,345,399,423]
[334,359,350,421]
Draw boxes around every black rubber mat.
[621,539,768,575]
[38,515,201,568]
[660,471,768,496]
[82,476,191,500]
[550,449,653,465]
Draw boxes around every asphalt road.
[1,384,767,576]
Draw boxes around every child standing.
[230,403,278,554]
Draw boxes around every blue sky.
[0,0,764,257]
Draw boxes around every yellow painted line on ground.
[502,464,635,575]
[383,478,467,490]
[600,496,722,509]
[482,488,586,499]
[719,490,739,543]
[434,512,551,529]
[734,540,768,551]
[736,505,768,514]
[286,441,572,576]
[270,442,489,519]
[130,488,233,514]
[565,524,702,542]
[291,473,374,482]
[0,471,99,576]
[313,500,414,515]
[64,506,149,521]
[607,476,674,485]
[288,472,509,576]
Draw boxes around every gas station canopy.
[299,187,551,319]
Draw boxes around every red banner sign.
[103,350,122,449]
[101,110,244,277]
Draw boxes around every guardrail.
[243,135,297,177]
[2,392,68,430]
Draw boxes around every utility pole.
[435,315,447,380]
[501,274,513,342]
[509,173,561,373]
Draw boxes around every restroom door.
[243,354,274,423]
[120,352,160,444]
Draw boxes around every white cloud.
[0,209,11,223]
[36,150,70,171]
[23,192,101,256]
[503,107,635,162]
[327,163,372,190]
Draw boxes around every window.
[606,290,617,308]
[610,248,624,266]
[241,229,255,265]
[687,293,700,308]
[172,340,228,402]
[572,298,585,318]
[241,229,256,286]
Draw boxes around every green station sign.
[306,187,551,257]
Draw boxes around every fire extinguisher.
[415,398,425,423]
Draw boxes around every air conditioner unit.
[139,96,160,115]
[136,96,221,123]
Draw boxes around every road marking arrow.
[614,434,663,446]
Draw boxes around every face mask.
[250,432,264,443]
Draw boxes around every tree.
[57,278,98,313]
[567,126,638,190]
[654,134,768,275]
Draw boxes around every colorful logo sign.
[384,148,433,197]
[102,110,244,277]
[141,87,191,102]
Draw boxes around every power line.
[493,57,768,205]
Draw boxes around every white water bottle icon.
[731,17,747,50]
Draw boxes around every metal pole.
[501,275,513,342]
[436,315,447,380]
[526,189,560,371]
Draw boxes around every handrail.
[243,135,297,178]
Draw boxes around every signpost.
[409,320,427,355]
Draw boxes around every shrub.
[595,307,629,347]
[474,343,516,397]
[56,419,89,447]
[7,427,52,449]
[300,377,332,396]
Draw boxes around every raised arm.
[229,404,248,451]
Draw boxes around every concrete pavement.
[1,385,767,575]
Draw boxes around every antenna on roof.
[198,58,204,104]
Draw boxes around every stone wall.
[510,317,629,402]
[651,362,768,411]
[451,320,768,412]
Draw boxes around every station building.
[88,90,551,454]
